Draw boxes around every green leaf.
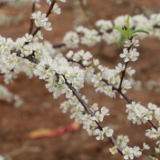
[117,36,126,47]
[126,15,130,31]
[131,34,138,38]
[148,155,155,160]
[132,29,149,35]
[112,27,128,36]
[129,29,134,32]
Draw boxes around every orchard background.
[0,0,160,160]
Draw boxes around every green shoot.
[112,15,149,47]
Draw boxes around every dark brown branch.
[46,1,56,17]
[117,90,132,104]
[153,24,160,28]
[24,54,40,64]
[53,43,66,48]
[148,120,158,130]
[16,53,127,159]
[63,75,126,158]
[0,73,5,76]
[32,27,41,38]
[118,62,128,90]
[67,58,85,67]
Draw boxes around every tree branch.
[63,75,126,158]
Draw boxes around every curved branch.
[63,75,126,158]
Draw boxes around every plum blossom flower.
[81,29,101,46]
[154,107,160,121]
[103,126,114,137]
[91,103,99,111]
[122,146,134,160]
[91,111,104,122]
[120,48,139,62]
[146,127,159,139]
[31,11,52,31]
[133,146,142,157]
[116,135,129,148]
[63,32,79,48]
[101,106,109,116]
[155,147,160,153]
[94,129,104,140]
[46,0,66,5]
[22,33,33,42]
[52,3,61,14]
[93,59,99,66]
[126,67,135,76]
[91,73,102,85]
[109,146,118,154]
[0,155,4,160]
[95,19,113,33]
[115,63,125,73]
[143,142,150,150]
[66,50,74,58]
[104,86,116,98]
[124,38,139,47]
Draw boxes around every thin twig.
[79,0,98,30]
[53,43,66,48]
[31,1,56,39]
[29,2,36,34]
[23,1,56,46]
[118,62,128,90]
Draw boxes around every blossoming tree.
[0,0,160,160]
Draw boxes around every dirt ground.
[0,1,160,160]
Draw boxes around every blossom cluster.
[34,54,85,97]
[126,102,160,125]
[31,11,52,31]
[58,14,160,49]
[0,33,57,83]
[61,98,112,137]
[66,44,136,99]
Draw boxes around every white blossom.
[94,129,104,140]
[122,146,134,160]
[52,3,61,15]
[124,38,139,47]
[109,146,118,154]
[143,142,150,150]
[63,32,79,48]
[120,48,139,62]
[96,20,113,33]
[103,126,114,137]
